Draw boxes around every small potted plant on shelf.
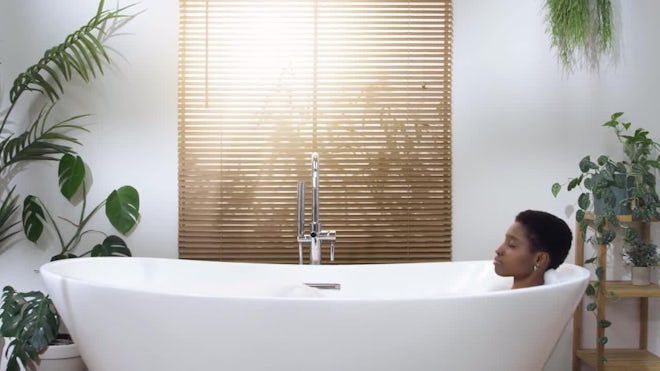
[622,229,659,286]
[0,1,138,370]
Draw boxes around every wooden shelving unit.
[572,214,660,371]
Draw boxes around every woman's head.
[494,210,572,287]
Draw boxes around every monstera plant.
[0,2,139,370]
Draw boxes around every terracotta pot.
[631,266,651,286]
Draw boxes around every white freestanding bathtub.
[40,257,589,371]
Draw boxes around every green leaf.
[21,196,45,243]
[0,104,87,170]
[595,266,605,279]
[596,155,609,166]
[585,284,596,296]
[576,209,585,222]
[607,214,620,228]
[599,320,612,328]
[614,161,626,174]
[579,219,589,239]
[51,253,78,261]
[7,2,136,105]
[551,183,561,197]
[624,228,638,242]
[579,156,595,173]
[0,187,21,245]
[598,336,608,346]
[586,302,597,311]
[58,154,86,200]
[594,215,605,232]
[584,257,597,264]
[599,230,616,245]
[567,176,583,191]
[91,235,132,257]
[578,193,591,210]
[105,186,140,234]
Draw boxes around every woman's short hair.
[515,210,572,270]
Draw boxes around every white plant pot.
[37,342,87,371]
[631,266,651,286]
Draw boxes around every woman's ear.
[535,251,550,270]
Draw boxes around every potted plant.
[0,2,138,370]
[551,111,660,352]
[605,112,660,222]
[2,153,139,371]
[622,229,659,286]
[0,288,75,371]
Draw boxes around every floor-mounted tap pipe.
[297,181,305,264]
[311,152,320,236]
[296,152,336,265]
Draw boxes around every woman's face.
[493,221,536,277]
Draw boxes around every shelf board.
[576,349,660,370]
[596,281,660,298]
[583,212,659,223]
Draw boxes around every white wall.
[0,1,658,370]
[453,0,660,369]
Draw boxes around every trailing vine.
[544,0,613,70]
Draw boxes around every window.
[178,0,452,263]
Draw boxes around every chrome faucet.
[297,152,336,264]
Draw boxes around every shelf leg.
[640,297,648,349]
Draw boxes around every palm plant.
[0,2,138,370]
[0,0,134,247]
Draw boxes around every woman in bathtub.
[494,210,572,289]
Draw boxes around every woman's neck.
[512,273,544,289]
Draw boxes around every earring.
[533,265,538,272]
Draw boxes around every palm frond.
[0,104,89,173]
[0,186,21,245]
[8,1,135,105]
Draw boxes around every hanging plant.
[544,0,613,70]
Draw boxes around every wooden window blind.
[178,0,452,264]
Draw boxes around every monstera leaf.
[22,196,46,243]
[91,235,132,257]
[106,185,140,234]
[58,153,86,200]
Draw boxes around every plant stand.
[572,214,660,370]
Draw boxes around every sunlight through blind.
[178,0,453,263]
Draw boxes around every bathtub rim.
[39,256,590,302]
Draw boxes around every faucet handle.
[330,241,335,262]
